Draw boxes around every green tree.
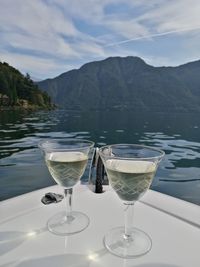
[0,62,52,108]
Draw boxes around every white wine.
[105,160,156,202]
[46,151,88,188]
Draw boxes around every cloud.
[0,0,78,37]
[0,0,200,78]
[0,0,79,58]
[0,50,77,79]
[104,19,150,40]
[104,25,200,47]
[131,0,200,34]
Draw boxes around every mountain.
[0,62,52,109]
[37,56,200,112]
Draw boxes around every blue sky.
[0,0,200,79]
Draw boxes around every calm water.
[0,109,200,205]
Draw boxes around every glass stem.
[124,202,134,241]
[64,188,73,217]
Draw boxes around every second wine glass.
[39,139,94,236]
[99,144,164,258]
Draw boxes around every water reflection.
[0,110,200,204]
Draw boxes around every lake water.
[0,109,200,205]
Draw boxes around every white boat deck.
[0,184,200,266]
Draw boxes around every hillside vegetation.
[38,56,200,112]
[0,62,52,109]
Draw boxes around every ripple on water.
[23,117,40,121]
[76,131,90,135]
[0,129,17,133]
[33,132,76,138]
[116,129,124,133]
[0,110,200,204]
[139,132,200,174]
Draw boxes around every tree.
[0,62,52,108]
[26,73,31,81]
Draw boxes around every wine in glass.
[99,144,164,258]
[39,139,94,236]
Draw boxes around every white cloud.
[134,0,200,32]
[0,0,80,58]
[0,0,200,78]
[105,19,150,39]
[0,0,78,37]
[0,50,77,79]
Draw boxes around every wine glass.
[39,139,94,236]
[99,144,164,258]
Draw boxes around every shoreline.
[0,104,55,111]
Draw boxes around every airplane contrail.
[104,25,200,47]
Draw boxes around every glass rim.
[98,143,165,160]
[38,138,95,151]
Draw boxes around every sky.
[0,0,200,80]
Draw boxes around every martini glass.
[39,139,94,236]
[99,144,164,258]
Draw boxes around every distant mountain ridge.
[38,56,200,112]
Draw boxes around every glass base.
[47,211,90,236]
[103,226,152,258]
